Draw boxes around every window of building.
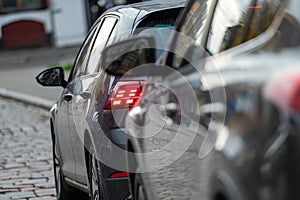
[0,0,48,14]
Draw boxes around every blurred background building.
[0,0,148,50]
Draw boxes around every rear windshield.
[134,8,182,30]
[133,8,183,58]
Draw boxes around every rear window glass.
[133,8,183,59]
[135,8,182,30]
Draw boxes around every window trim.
[0,0,48,14]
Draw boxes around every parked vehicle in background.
[36,0,185,199]
[102,0,300,199]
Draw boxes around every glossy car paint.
[125,0,300,199]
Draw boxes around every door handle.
[79,91,91,99]
[63,94,73,102]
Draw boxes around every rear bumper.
[103,128,130,200]
[96,110,129,199]
[106,177,130,200]
[110,128,126,149]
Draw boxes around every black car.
[102,0,300,199]
[36,1,185,199]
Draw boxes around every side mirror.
[101,36,157,76]
[36,67,67,88]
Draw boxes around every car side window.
[85,17,118,75]
[207,0,284,54]
[170,0,211,68]
[69,23,100,82]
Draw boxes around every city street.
[0,97,56,199]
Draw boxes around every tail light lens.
[289,80,300,112]
[109,172,128,179]
[265,70,300,113]
[104,81,144,110]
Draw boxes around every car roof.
[104,0,186,16]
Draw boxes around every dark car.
[102,0,300,199]
[35,1,185,199]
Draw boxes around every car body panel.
[125,0,300,199]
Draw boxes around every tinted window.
[0,0,47,13]
[85,17,118,75]
[207,0,284,54]
[134,8,181,30]
[69,23,100,81]
[171,0,211,68]
[134,8,183,59]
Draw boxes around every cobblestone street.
[0,97,56,199]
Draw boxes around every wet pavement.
[0,97,56,199]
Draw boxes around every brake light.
[109,172,128,179]
[289,79,300,112]
[104,81,144,110]
[264,69,300,113]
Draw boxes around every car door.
[56,22,100,179]
[56,92,76,178]
[67,16,119,183]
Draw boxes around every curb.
[0,87,54,110]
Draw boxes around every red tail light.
[289,79,300,112]
[265,70,300,113]
[109,172,128,179]
[104,81,144,110]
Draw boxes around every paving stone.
[0,98,56,199]
[20,187,36,192]
[29,196,56,200]
[3,163,25,169]
[34,182,56,189]
[2,191,35,199]
[35,188,56,197]
[0,188,19,193]
[0,178,24,185]
[16,178,48,186]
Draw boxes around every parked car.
[35,1,185,199]
[101,0,300,199]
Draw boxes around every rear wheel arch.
[84,130,109,200]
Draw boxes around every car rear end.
[91,2,185,199]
